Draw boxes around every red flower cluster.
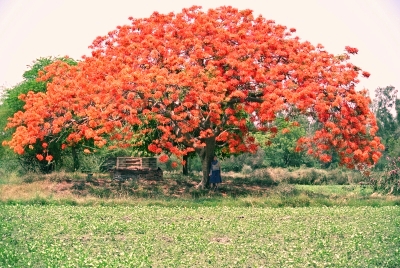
[345,46,359,54]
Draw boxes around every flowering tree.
[1,57,77,172]
[4,6,384,187]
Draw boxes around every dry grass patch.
[1,169,399,208]
[0,180,76,200]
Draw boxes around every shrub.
[325,169,349,185]
[241,165,252,174]
[248,168,278,187]
[278,167,352,185]
[282,168,321,185]
[371,156,400,195]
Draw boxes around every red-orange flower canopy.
[5,6,383,170]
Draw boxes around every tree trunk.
[196,137,216,189]
[71,146,80,171]
[182,154,189,175]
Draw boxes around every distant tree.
[371,86,400,167]
[4,6,384,186]
[372,86,399,140]
[255,117,314,167]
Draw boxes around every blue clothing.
[209,160,222,183]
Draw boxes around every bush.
[278,167,352,185]
[371,156,400,195]
[325,169,349,185]
[282,168,320,185]
[241,165,252,174]
[248,168,278,187]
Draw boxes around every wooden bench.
[116,157,158,170]
[111,157,162,180]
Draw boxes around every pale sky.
[0,0,399,99]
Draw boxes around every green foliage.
[372,86,399,138]
[0,98,18,170]
[372,86,400,170]
[185,149,265,173]
[255,117,317,168]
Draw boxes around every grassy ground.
[1,169,399,267]
[1,205,399,267]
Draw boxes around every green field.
[1,205,399,267]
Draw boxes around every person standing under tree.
[209,156,222,190]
